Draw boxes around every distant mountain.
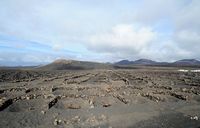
[115,59,158,65]
[38,59,112,70]
[173,59,200,66]
[115,59,200,67]
[133,59,157,65]
[39,58,200,70]
[115,60,134,65]
[2,58,200,70]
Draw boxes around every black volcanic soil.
[0,68,200,128]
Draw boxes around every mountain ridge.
[3,59,200,70]
[37,59,112,70]
[115,59,200,66]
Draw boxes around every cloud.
[0,0,200,65]
[171,0,200,59]
[86,24,177,61]
[175,30,200,46]
[174,0,200,31]
[85,0,200,61]
[88,24,157,54]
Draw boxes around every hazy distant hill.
[115,60,134,65]
[115,59,158,65]
[115,59,200,67]
[38,59,112,70]
[1,58,200,70]
[133,59,157,65]
[173,59,200,66]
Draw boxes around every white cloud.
[86,0,200,61]
[171,0,200,59]
[0,0,200,65]
[174,0,200,31]
[176,30,200,45]
[88,24,157,54]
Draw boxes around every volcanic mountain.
[115,58,200,67]
[173,59,200,66]
[115,59,158,65]
[38,59,111,70]
[34,58,200,70]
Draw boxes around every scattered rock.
[29,107,34,110]
[122,91,127,95]
[104,86,113,93]
[26,96,30,100]
[102,103,111,107]
[141,93,164,102]
[20,96,26,100]
[86,116,99,125]
[81,95,86,98]
[48,97,59,109]
[90,105,94,109]
[1,69,200,127]
[65,103,81,109]
[41,110,46,114]
[44,94,54,99]
[75,94,79,98]
[89,100,93,105]
[170,92,189,100]
[0,99,13,111]
[72,116,80,123]
[98,114,107,121]
[190,116,198,120]
[101,94,106,97]
[114,94,129,104]
[54,119,62,125]
[0,97,6,102]
[182,88,187,92]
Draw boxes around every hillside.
[37,59,112,70]
[115,59,200,67]
[173,59,200,66]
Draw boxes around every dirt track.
[0,69,200,128]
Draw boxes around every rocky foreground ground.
[0,68,200,128]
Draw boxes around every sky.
[0,0,200,66]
